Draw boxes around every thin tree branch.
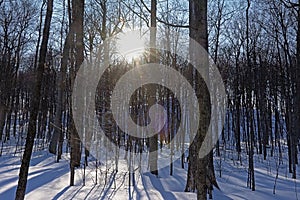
[140,0,189,28]
[280,0,299,9]
[122,1,149,27]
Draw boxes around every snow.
[0,130,297,200]
[0,146,299,200]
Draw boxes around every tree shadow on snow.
[143,172,177,200]
[0,166,68,199]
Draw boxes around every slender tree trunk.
[49,1,72,159]
[15,0,53,199]
[148,0,158,176]
[0,102,7,141]
[295,0,300,179]
[69,0,84,186]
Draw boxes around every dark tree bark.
[185,0,213,199]
[148,0,158,176]
[15,0,53,199]
[70,0,84,186]
[296,0,300,169]
[246,0,255,191]
[49,1,72,161]
[0,101,7,141]
[292,0,300,179]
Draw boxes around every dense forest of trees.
[0,0,299,199]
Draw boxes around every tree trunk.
[186,0,211,199]
[295,0,300,179]
[0,101,7,141]
[15,0,53,199]
[49,3,73,159]
[69,0,84,186]
[148,0,158,176]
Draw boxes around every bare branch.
[140,0,189,28]
[280,0,299,9]
[122,1,149,27]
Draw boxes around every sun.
[116,30,146,62]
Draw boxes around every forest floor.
[0,144,299,200]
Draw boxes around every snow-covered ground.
[0,146,299,200]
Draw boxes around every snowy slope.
[0,147,299,200]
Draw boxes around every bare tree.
[148,0,158,176]
[185,0,214,199]
[15,0,53,199]
[69,0,84,186]
[296,2,300,174]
